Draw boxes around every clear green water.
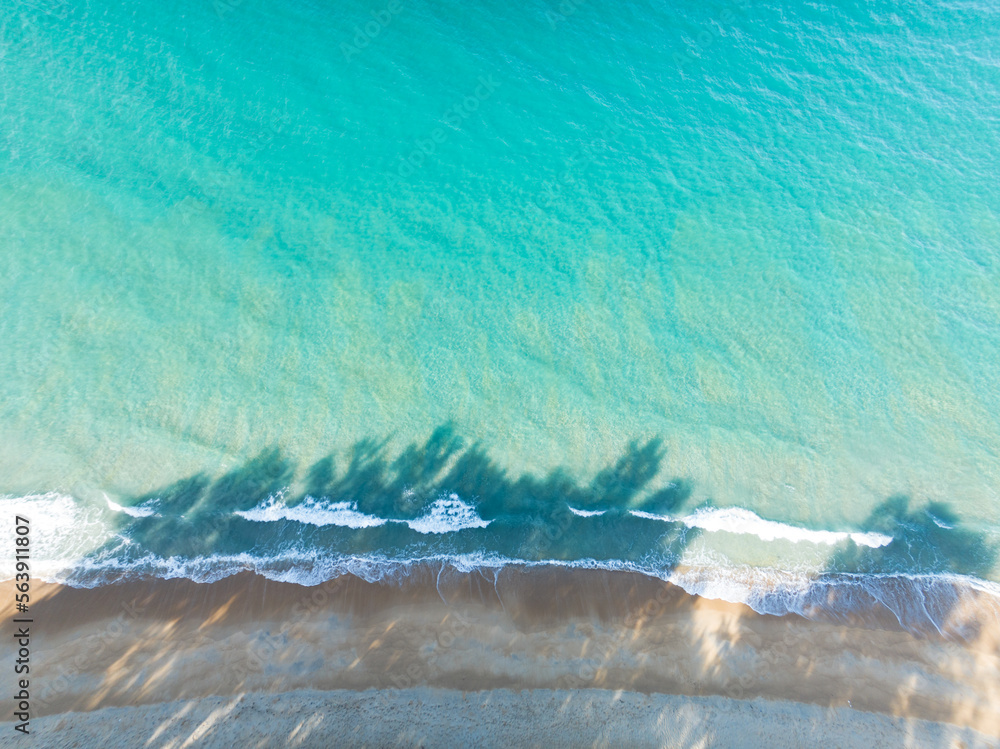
[1,0,999,624]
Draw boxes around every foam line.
[235,495,387,529]
[630,507,893,548]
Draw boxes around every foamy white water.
[404,495,492,534]
[104,494,159,518]
[0,493,117,579]
[236,495,388,529]
[631,507,893,549]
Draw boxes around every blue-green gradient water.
[2,0,1000,628]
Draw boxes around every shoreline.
[19,553,1000,637]
[2,565,999,741]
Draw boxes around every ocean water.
[2,0,1000,632]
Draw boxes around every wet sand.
[1,566,998,746]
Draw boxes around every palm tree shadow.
[814,494,998,637]
[827,495,996,578]
[85,424,697,581]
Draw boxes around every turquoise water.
[2,0,999,626]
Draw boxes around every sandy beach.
[1,566,998,746]
[10,688,998,749]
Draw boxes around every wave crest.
[235,495,387,529]
[631,507,893,548]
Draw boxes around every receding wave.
[15,547,1000,638]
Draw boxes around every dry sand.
[1,566,998,747]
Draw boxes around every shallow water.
[1,0,999,627]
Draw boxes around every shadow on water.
[92,423,696,572]
[94,427,999,606]
[826,495,998,579]
[299,425,691,520]
[104,448,297,559]
[20,433,1000,743]
[806,495,999,642]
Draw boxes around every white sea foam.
[235,495,387,529]
[630,506,893,548]
[0,492,118,579]
[234,493,490,534]
[630,510,674,522]
[405,494,492,534]
[104,493,159,518]
[568,506,606,517]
